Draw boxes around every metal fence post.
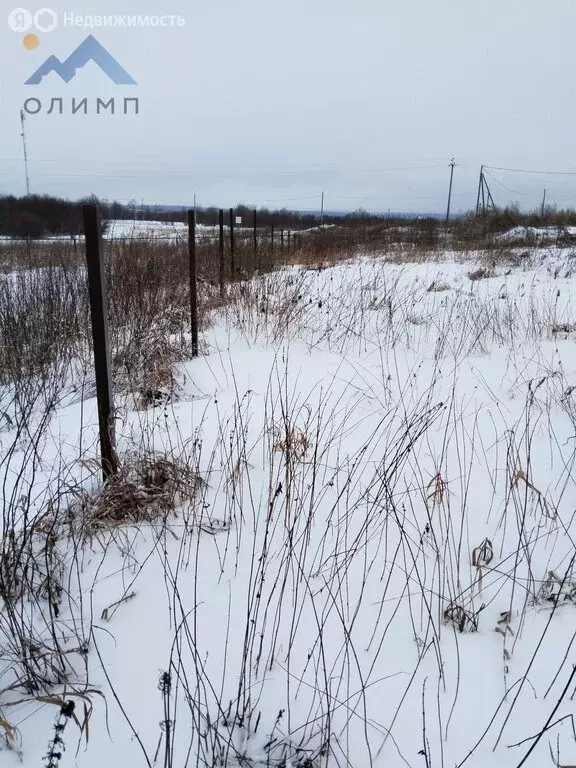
[218,209,225,298]
[229,207,235,276]
[188,209,199,357]
[83,204,118,481]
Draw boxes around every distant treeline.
[0,194,394,238]
[0,194,87,238]
[3,193,576,240]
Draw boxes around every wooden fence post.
[83,204,118,482]
[188,209,199,357]
[218,209,225,298]
[229,207,235,276]
[253,209,258,258]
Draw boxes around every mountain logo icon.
[25,34,136,85]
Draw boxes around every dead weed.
[77,455,203,534]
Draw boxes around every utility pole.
[320,190,325,226]
[475,165,498,217]
[475,165,484,216]
[20,110,30,196]
[541,188,547,217]
[446,158,455,222]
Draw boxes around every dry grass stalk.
[551,323,576,335]
[511,468,556,520]
[273,426,310,462]
[468,267,495,281]
[443,601,484,633]
[0,712,20,756]
[426,472,447,507]
[472,538,494,593]
[427,281,451,293]
[76,455,204,535]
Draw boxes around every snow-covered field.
[0,219,317,249]
[104,218,190,241]
[2,248,576,767]
[104,219,227,242]
[0,220,217,246]
[497,225,576,243]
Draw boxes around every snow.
[104,218,189,241]
[498,225,576,243]
[0,220,218,246]
[0,220,305,249]
[3,250,576,767]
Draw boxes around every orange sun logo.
[23,33,40,50]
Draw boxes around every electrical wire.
[485,165,576,177]
[483,170,533,197]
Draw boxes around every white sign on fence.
[235,216,242,225]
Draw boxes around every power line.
[330,192,468,201]
[0,161,454,180]
[485,165,576,177]
[483,170,533,197]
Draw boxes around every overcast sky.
[1,0,575,213]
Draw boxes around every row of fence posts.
[83,204,302,481]
[216,208,301,298]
